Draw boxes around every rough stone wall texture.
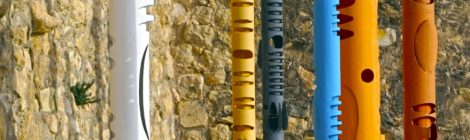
[0,0,467,139]
[151,0,469,139]
[0,0,111,139]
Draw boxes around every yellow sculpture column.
[231,0,256,139]
[337,0,384,139]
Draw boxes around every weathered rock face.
[151,0,469,139]
[0,103,5,140]
[0,0,111,139]
[150,1,232,139]
[0,0,468,139]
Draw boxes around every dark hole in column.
[338,29,354,40]
[412,117,435,128]
[233,50,253,58]
[338,0,355,9]
[268,35,283,49]
[232,2,253,7]
[234,27,254,32]
[338,14,353,25]
[412,103,436,114]
[361,69,374,83]
[234,125,254,130]
[268,102,279,130]
[414,0,434,4]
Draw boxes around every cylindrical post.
[109,0,154,139]
[313,0,342,139]
[337,0,383,139]
[231,0,256,139]
[403,0,438,139]
[260,0,288,139]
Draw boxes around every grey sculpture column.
[259,0,288,139]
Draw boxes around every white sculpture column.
[109,0,154,139]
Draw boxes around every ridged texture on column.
[403,0,438,139]
[313,0,342,139]
[260,0,288,139]
[231,0,256,139]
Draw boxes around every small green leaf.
[70,81,99,106]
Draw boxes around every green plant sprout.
[70,81,100,106]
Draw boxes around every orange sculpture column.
[403,0,438,139]
[337,0,383,139]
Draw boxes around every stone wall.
[151,0,470,139]
[0,0,111,139]
[0,0,468,139]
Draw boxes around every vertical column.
[313,0,342,139]
[337,0,383,139]
[109,0,154,139]
[0,103,4,140]
[403,0,438,139]
[260,0,288,139]
[231,0,256,139]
